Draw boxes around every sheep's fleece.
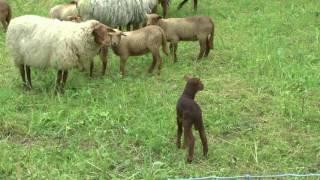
[6,15,102,70]
[78,0,149,27]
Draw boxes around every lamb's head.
[92,23,115,46]
[184,75,204,92]
[146,13,162,26]
[108,29,126,47]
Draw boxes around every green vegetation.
[0,0,319,179]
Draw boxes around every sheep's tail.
[208,20,214,50]
[160,28,169,55]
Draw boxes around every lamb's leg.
[178,0,188,10]
[90,61,94,77]
[173,43,178,63]
[199,127,208,157]
[204,38,211,57]
[194,0,198,11]
[149,55,157,73]
[183,120,195,163]
[198,40,206,60]
[25,65,32,89]
[176,116,183,148]
[100,46,108,75]
[120,57,127,76]
[157,55,163,75]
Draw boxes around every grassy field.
[0,0,320,179]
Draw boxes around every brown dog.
[176,76,208,162]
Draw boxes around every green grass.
[0,0,320,179]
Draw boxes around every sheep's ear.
[120,32,127,36]
[157,15,163,20]
[107,28,116,33]
[92,24,107,44]
[184,75,192,81]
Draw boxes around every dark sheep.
[0,0,11,31]
[176,76,208,163]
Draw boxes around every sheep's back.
[6,15,97,70]
[78,0,146,27]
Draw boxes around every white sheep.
[6,15,114,93]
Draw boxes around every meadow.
[0,0,319,179]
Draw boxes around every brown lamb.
[146,14,214,62]
[108,25,168,76]
[0,0,11,31]
[176,76,208,163]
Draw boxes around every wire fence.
[169,173,320,179]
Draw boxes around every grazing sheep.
[176,76,208,163]
[177,0,197,11]
[146,13,214,62]
[108,25,168,76]
[0,0,11,31]
[49,1,80,22]
[6,15,114,93]
[77,0,147,28]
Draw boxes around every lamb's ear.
[157,15,163,20]
[120,32,127,36]
[184,75,192,81]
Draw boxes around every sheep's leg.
[198,40,206,60]
[199,127,208,157]
[100,47,108,75]
[183,120,194,163]
[55,70,63,93]
[25,65,32,89]
[178,0,188,10]
[120,57,127,76]
[160,0,168,18]
[61,70,68,92]
[193,0,198,11]
[90,61,94,77]
[19,65,27,89]
[176,116,183,148]
[157,55,163,75]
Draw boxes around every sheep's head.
[184,75,204,92]
[92,23,115,46]
[146,13,162,26]
[108,29,126,47]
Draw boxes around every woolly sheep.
[108,25,168,76]
[6,15,114,93]
[77,0,146,28]
[146,14,214,62]
[49,1,81,22]
[0,0,11,31]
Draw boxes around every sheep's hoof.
[186,157,193,163]
[23,84,32,91]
